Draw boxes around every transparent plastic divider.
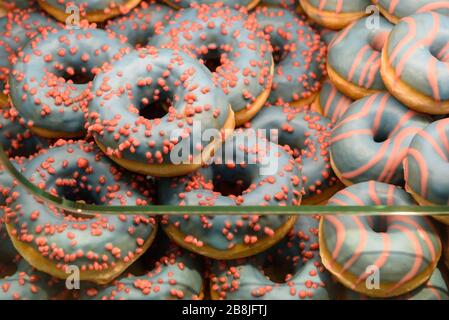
[1,144,447,216]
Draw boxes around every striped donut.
[372,0,449,24]
[320,181,442,297]
[300,0,371,30]
[330,92,431,186]
[339,267,449,300]
[404,118,449,225]
[312,79,353,124]
[327,16,393,100]
[381,12,449,114]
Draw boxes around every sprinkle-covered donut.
[339,268,449,300]
[210,215,336,300]
[250,106,341,204]
[0,8,59,105]
[150,3,273,125]
[5,140,158,284]
[161,0,261,11]
[299,0,371,30]
[330,93,431,186]
[157,130,302,259]
[372,0,449,24]
[87,47,235,177]
[320,181,442,297]
[105,1,173,48]
[381,12,449,114]
[327,16,393,100]
[37,0,143,23]
[312,79,353,124]
[255,7,326,107]
[79,238,204,300]
[9,28,131,139]
[0,105,49,158]
[403,118,449,225]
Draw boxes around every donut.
[79,237,204,300]
[210,215,337,300]
[149,3,273,125]
[105,1,173,48]
[372,0,449,24]
[157,130,302,259]
[250,106,341,204]
[5,140,158,284]
[330,92,431,186]
[255,7,326,107]
[0,105,49,158]
[381,12,449,114]
[299,0,371,30]
[161,0,261,11]
[403,118,449,225]
[0,8,60,105]
[312,80,353,124]
[339,268,449,300]
[9,28,131,139]
[37,0,143,23]
[320,181,442,297]
[87,47,235,177]
[327,16,393,100]
[260,0,298,11]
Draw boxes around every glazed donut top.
[385,12,449,101]
[158,130,302,251]
[87,47,231,166]
[373,0,449,20]
[328,16,393,92]
[81,244,203,300]
[9,28,131,136]
[249,106,338,202]
[322,181,442,291]
[5,140,157,278]
[163,0,258,10]
[210,215,335,300]
[149,3,273,114]
[404,118,449,205]
[330,93,432,185]
[305,0,371,13]
[255,7,326,104]
[105,1,173,48]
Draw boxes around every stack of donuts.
[1,0,449,300]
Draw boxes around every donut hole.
[261,257,296,283]
[57,187,100,205]
[370,217,388,233]
[373,130,389,143]
[212,174,252,197]
[200,49,223,72]
[139,101,168,120]
[272,45,288,64]
[61,67,95,85]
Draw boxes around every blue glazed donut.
[381,12,449,114]
[162,0,260,10]
[105,1,173,48]
[87,47,235,177]
[79,239,204,300]
[312,79,353,124]
[157,130,302,259]
[255,7,326,107]
[0,106,49,158]
[0,8,59,104]
[149,3,273,125]
[5,140,158,284]
[299,0,371,30]
[327,16,394,100]
[9,28,131,138]
[37,0,143,23]
[403,118,449,225]
[339,268,449,300]
[250,106,341,204]
[320,181,442,298]
[210,215,337,300]
[373,0,449,24]
[330,93,431,186]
